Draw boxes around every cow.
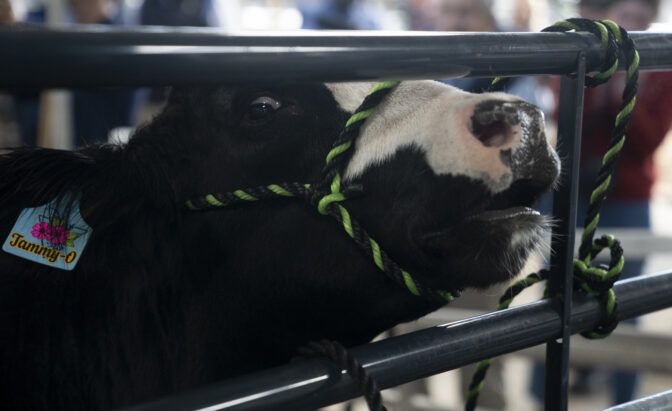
[0,80,559,410]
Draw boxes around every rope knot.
[314,173,345,215]
[573,263,617,293]
[574,235,624,338]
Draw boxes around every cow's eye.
[248,96,282,121]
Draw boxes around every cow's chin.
[418,207,548,289]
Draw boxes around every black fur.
[0,82,554,409]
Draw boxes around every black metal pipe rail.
[125,271,672,411]
[4,26,672,411]
[0,26,671,87]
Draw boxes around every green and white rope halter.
[185,80,456,305]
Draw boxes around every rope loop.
[574,235,624,292]
[488,18,633,93]
[582,289,620,338]
[543,18,620,87]
[573,234,623,340]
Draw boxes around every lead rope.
[465,18,637,410]
[186,81,457,410]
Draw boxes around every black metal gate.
[2,26,671,411]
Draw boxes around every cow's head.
[163,80,558,294]
[136,80,559,358]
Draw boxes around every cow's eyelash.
[250,96,282,110]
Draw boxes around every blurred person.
[436,0,540,105]
[435,0,497,94]
[300,0,380,30]
[70,0,117,24]
[436,0,496,32]
[578,0,610,19]
[513,0,532,31]
[140,0,217,27]
[11,0,138,147]
[0,0,14,23]
[530,0,672,406]
[405,0,438,30]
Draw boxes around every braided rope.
[488,19,621,93]
[318,81,399,190]
[466,18,637,410]
[296,340,387,411]
[571,19,636,340]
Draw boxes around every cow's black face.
[174,80,559,296]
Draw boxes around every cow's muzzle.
[470,99,560,190]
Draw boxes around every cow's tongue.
[466,206,539,222]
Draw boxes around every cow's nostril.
[473,120,510,147]
[470,100,522,148]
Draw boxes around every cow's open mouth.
[415,203,547,289]
[419,204,544,254]
[466,206,540,222]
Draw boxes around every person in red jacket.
[580,70,672,207]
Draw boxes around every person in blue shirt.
[300,0,380,30]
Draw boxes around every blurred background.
[1,1,671,410]
[3,0,672,31]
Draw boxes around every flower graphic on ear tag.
[31,222,50,240]
[30,215,83,250]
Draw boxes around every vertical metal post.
[37,0,73,149]
[544,53,586,410]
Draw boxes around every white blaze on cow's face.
[326,80,558,194]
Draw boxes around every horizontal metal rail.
[605,389,672,411]
[125,270,672,411]
[0,26,671,87]
[418,310,672,373]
